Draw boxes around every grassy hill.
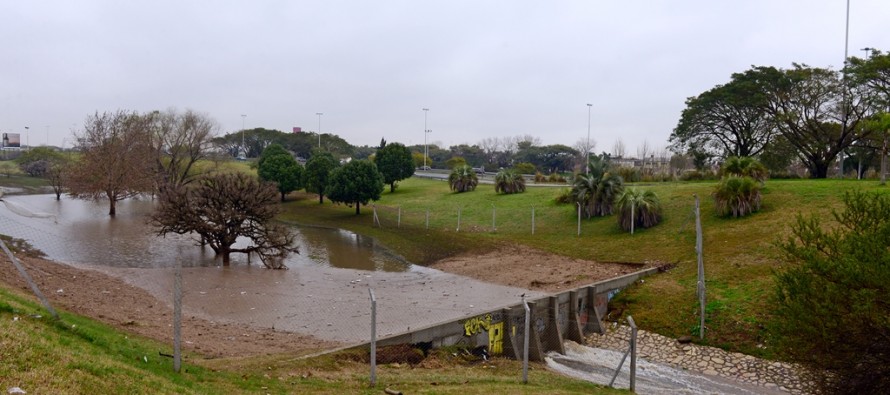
[280,176,880,359]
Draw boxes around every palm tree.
[448,165,478,193]
[494,169,526,194]
[713,175,762,217]
[616,188,662,233]
[572,154,624,217]
[720,156,768,184]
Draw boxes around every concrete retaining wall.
[375,266,659,361]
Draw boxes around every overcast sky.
[2,1,889,154]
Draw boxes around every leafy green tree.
[615,188,662,232]
[15,147,63,177]
[572,154,624,218]
[494,169,526,194]
[375,142,414,192]
[775,190,890,393]
[152,172,297,267]
[448,165,478,193]
[719,156,768,184]
[445,156,467,169]
[670,71,776,158]
[304,149,338,204]
[257,144,303,201]
[514,162,536,175]
[325,160,384,215]
[712,175,761,217]
[751,65,871,178]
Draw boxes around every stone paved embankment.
[585,323,812,394]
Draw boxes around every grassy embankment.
[280,176,882,359]
[0,286,617,394]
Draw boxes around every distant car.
[418,165,432,171]
[473,167,485,175]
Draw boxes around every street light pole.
[316,112,324,148]
[24,126,29,149]
[586,103,592,175]
[840,0,850,178]
[423,108,430,169]
[240,114,246,158]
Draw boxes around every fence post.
[425,208,429,229]
[372,205,380,227]
[630,201,635,235]
[369,288,377,387]
[522,294,530,384]
[577,202,582,237]
[531,206,535,235]
[694,194,705,339]
[628,315,637,392]
[456,206,461,232]
[173,258,182,373]
[397,206,401,228]
[491,204,496,232]
[0,239,58,320]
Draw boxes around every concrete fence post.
[369,288,377,387]
[173,258,182,373]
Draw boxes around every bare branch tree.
[68,110,155,216]
[612,139,627,158]
[148,109,218,191]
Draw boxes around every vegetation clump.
[775,190,890,393]
[494,169,526,194]
[448,165,478,193]
[615,188,662,232]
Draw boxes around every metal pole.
[369,288,377,387]
[630,201,635,235]
[456,206,461,232]
[577,202,582,236]
[316,112,323,148]
[586,103,592,175]
[397,206,401,228]
[173,258,182,373]
[522,295,530,384]
[0,239,58,320]
[531,206,535,235]
[240,114,246,158]
[425,208,429,229]
[423,108,429,169]
[628,316,637,392]
[695,195,705,339]
[491,204,496,232]
[840,0,850,177]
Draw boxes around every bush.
[494,169,526,194]
[534,171,546,183]
[615,188,662,232]
[774,190,890,393]
[514,162,536,175]
[547,173,566,183]
[616,166,641,182]
[680,170,716,181]
[553,188,573,204]
[713,175,761,217]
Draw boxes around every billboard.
[292,127,302,133]
[2,133,21,148]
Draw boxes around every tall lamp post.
[840,0,850,177]
[423,108,430,169]
[316,112,323,148]
[240,114,246,158]
[24,126,29,149]
[586,103,593,175]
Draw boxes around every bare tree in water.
[151,172,297,268]
[67,110,154,216]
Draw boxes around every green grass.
[0,285,620,394]
[280,177,880,359]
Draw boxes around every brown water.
[0,194,411,271]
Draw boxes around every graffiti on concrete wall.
[463,313,504,355]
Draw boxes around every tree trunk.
[281,191,286,202]
[390,182,396,193]
[108,198,117,217]
[221,248,231,266]
[882,136,888,186]
[318,193,324,204]
[355,201,361,215]
[55,192,61,201]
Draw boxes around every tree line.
[670,49,890,179]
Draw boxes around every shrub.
[494,169,526,194]
[448,165,478,193]
[514,162,536,175]
[713,175,761,217]
[615,188,662,232]
[616,166,641,182]
[720,156,768,184]
[547,173,566,183]
[554,188,573,204]
[775,191,890,393]
[534,171,546,183]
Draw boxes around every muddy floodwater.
[0,194,410,271]
[0,194,541,342]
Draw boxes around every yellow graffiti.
[489,322,504,355]
[464,314,492,336]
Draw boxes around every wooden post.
[531,206,536,235]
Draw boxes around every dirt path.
[1,245,650,359]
